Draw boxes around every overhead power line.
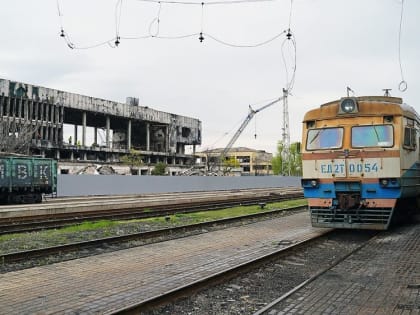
[133,0,278,5]
[56,0,291,50]
[398,0,407,92]
[56,0,297,97]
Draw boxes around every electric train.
[301,95,419,229]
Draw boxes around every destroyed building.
[0,78,202,173]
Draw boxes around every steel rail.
[0,188,302,221]
[252,233,379,315]
[0,193,303,235]
[106,225,331,314]
[1,187,302,208]
[0,205,307,264]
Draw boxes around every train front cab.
[301,96,420,230]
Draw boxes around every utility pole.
[281,88,290,176]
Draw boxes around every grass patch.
[0,199,307,243]
[169,198,307,224]
[59,220,119,233]
[125,198,307,226]
[0,220,118,243]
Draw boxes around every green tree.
[222,156,240,175]
[272,141,302,176]
[151,162,167,175]
[288,142,302,176]
[120,150,143,168]
[271,142,285,175]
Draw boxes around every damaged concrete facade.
[0,78,201,170]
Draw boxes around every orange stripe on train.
[308,198,333,207]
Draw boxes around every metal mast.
[281,88,290,175]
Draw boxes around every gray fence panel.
[57,175,301,197]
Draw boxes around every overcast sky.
[1,0,418,154]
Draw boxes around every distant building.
[196,147,273,175]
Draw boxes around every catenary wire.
[58,0,286,49]
[398,0,407,92]
[288,0,293,30]
[56,0,64,29]
[133,0,278,5]
[205,31,286,48]
[123,33,199,40]
[61,29,288,49]
[115,0,123,37]
[114,0,124,45]
[148,2,162,37]
[281,32,296,92]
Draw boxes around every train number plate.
[347,158,380,177]
[318,158,381,178]
[319,159,346,177]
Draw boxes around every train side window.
[403,127,417,150]
[403,128,410,146]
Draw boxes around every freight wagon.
[0,155,57,203]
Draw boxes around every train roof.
[303,96,419,123]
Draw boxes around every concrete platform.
[0,187,297,219]
[273,223,420,314]
[0,212,323,314]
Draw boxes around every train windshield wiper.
[309,129,323,144]
[373,126,381,144]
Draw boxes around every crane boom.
[221,96,284,159]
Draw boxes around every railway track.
[0,188,303,235]
[137,229,378,315]
[114,229,378,315]
[1,205,307,266]
[252,236,376,315]
[2,210,377,314]
[39,187,301,204]
[1,207,387,315]
[2,187,301,209]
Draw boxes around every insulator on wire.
[115,36,120,47]
[286,29,292,40]
[60,29,65,37]
[199,32,204,43]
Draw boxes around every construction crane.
[220,95,285,163]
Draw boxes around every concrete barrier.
[57,175,301,197]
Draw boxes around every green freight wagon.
[0,155,57,203]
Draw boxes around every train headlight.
[379,178,400,188]
[339,98,358,114]
[301,179,319,188]
[380,179,389,186]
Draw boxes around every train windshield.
[306,127,343,150]
[352,125,394,148]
